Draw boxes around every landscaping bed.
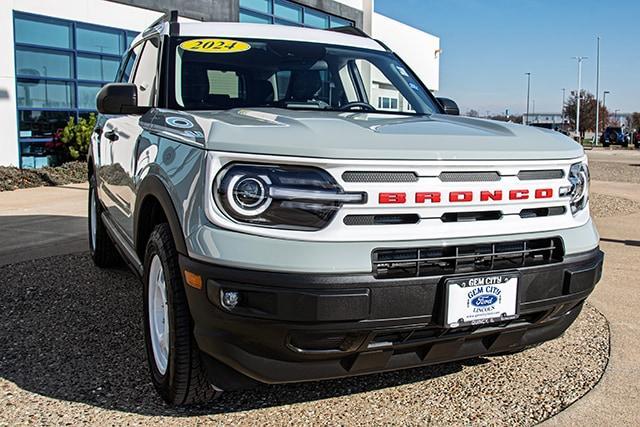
[0,162,88,192]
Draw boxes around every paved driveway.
[0,183,88,266]
[544,179,640,425]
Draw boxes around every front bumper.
[181,247,603,386]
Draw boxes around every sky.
[375,0,640,115]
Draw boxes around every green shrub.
[60,114,96,161]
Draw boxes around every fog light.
[221,290,240,309]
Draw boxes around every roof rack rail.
[148,9,179,29]
[143,9,179,36]
[327,25,370,38]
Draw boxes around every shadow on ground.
[600,237,640,247]
[0,215,88,266]
[0,253,476,417]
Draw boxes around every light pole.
[573,56,588,140]
[525,72,531,125]
[615,109,620,125]
[562,88,566,130]
[594,37,601,144]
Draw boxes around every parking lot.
[1,148,639,426]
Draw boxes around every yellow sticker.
[179,38,251,53]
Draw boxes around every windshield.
[169,37,439,115]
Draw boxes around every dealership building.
[0,0,440,168]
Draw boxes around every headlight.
[214,163,366,231]
[560,161,589,214]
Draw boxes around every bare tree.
[465,109,479,117]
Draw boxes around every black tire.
[88,175,121,267]
[143,223,220,405]
[603,141,610,148]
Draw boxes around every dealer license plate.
[445,273,519,328]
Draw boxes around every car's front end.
[176,139,601,386]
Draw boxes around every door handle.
[104,130,119,142]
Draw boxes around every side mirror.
[436,97,460,116]
[96,83,139,114]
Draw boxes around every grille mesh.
[344,214,420,226]
[439,171,501,182]
[372,238,564,279]
[342,171,418,183]
[517,169,564,180]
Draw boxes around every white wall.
[333,0,364,10]
[0,0,195,167]
[372,12,440,92]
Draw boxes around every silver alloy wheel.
[148,255,170,375]
[90,188,97,251]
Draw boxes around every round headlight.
[226,174,271,216]
[567,162,589,214]
[234,177,267,208]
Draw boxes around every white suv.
[88,11,603,405]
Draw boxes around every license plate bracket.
[444,272,520,328]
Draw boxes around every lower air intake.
[372,238,564,279]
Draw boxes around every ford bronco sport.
[89,11,603,405]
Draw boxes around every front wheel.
[143,223,220,405]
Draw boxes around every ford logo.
[471,294,498,307]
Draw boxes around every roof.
[137,21,386,52]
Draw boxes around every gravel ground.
[0,254,609,426]
[590,193,640,218]
[588,159,640,184]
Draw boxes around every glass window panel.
[15,48,73,79]
[77,55,120,82]
[78,84,102,110]
[274,18,302,27]
[329,16,353,28]
[274,0,302,23]
[18,110,72,139]
[239,10,272,24]
[239,0,271,13]
[304,9,329,29]
[391,98,398,109]
[119,43,143,83]
[14,16,71,49]
[126,32,138,49]
[76,26,124,55]
[17,79,73,109]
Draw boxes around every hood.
[173,108,584,161]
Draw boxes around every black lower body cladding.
[180,248,603,385]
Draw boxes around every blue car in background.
[600,127,630,147]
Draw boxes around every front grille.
[372,238,564,279]
[344,214,420,226]
[342,171,418,183]
[439,171,501,182]
[517,169,564,180]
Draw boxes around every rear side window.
[119,43,142,83]
[132,38,160,106]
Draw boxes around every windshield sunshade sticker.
[179,38,251,53]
